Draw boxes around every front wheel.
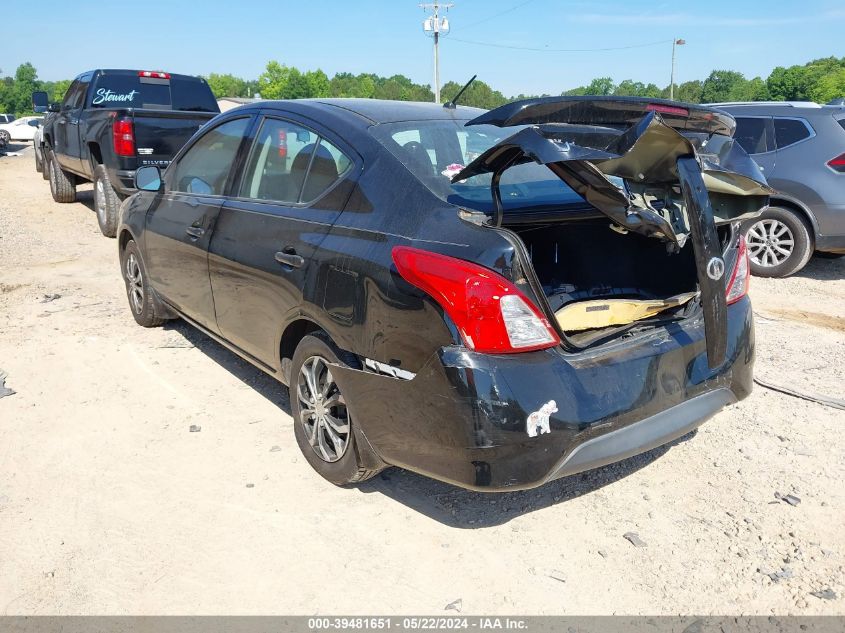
[743,207,813,278]
[290,333,383,486]
[93,165,121,238]
[120,239,168,328]
[0,130,10,144]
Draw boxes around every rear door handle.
[275,250,304,268]
[185,226,205,239]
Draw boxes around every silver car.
[712,101,845,277]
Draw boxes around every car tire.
[93,164,121,238]
[0,130,10,144]
[120,239,168,328]
[290,333,383,486]
[34,143,43,173]
[743,206,813,278]
[47,149,76,203]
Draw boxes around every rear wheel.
[290,333,382,486]
[47,149,76,203]
[743,206,813,277]
[0,130,10,144]
[93,165,121,238]
[120,239,168,327]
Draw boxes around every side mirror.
[135,166,162,192]
[31,91,49,113]
[48,103,61,113]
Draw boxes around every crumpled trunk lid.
[454,97,773,369]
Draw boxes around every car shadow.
[0,142,31,155]
[357,432,695,528]
[791,255,845,281]
[162,320,291,413]
[76,189,95,213]
[161,318,696,527]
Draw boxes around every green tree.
[811,67,845,103]
[674,80,703,103]
[205,73,248,98]
[257,61,293,100]
[700,70,752,103]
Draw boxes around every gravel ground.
[0,145,843,615]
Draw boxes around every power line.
[447,36,673,53]
[458,0,539,31]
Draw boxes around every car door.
[208,114,357,369]
[54,74,91,172]
[144,116,253,332]
[732,115,776,175]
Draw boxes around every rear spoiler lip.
[466,96,736,137]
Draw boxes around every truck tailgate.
[130,109,216,166]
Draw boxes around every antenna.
[443,74,476,109]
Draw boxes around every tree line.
[3,56,844,117]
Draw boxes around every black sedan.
[119,96,768,491]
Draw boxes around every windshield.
[370,119,587,213]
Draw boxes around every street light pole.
[670,37,686,101]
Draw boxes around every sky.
[1,0,843,96]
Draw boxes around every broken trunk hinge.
[490,154,520,228]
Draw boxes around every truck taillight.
[112,118,135,157]
[391,246,560,353]
[278,130,288,158]
[726,236,750,305]
[827,152,845,173]
[138,71,171,79]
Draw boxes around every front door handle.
[275,249,304,268]
[185,226,205,239]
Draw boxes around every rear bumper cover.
[333,297,754,491]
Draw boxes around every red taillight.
[391,246,560,353]
[278,129,288,158]
[827,152,845,173]
[112,117,135,157]
[726,236,750,305]
[646,103,689,117]
[138,71,170,79]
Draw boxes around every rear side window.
[774,118,813,149]
[89,74,218,113]
[837,118,845,133]
[733,117,770,154]
[171,117,250,195]
[239,118,352,204]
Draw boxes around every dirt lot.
[1,144,844,615]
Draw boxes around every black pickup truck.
[33,69,219,237]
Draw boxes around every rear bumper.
[812,203,845,252]
[333,297,755,491]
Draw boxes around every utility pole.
[421,2,453,103]
[669,37,686,101]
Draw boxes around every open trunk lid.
[453,97,773,369]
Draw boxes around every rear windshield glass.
[370,119,587,213]
[88,74,219,113]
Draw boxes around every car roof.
[269,98,486,125]
[711,101,845,118]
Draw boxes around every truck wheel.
[120,239,168,328]
[47,149,76,203]
[34,143,43,173]
[290,333,384,486]
[743,206,813,278]
[93,165,121,238]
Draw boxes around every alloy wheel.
[124,253,144,314]
[746,219,795,267]
[297,356,350,463]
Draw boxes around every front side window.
[63,81,85,109]
[171,117,250,195]
[733,117,770,155]
[239,118,352,204]
[774,118,813,149]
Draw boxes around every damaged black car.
[119,96,769,491]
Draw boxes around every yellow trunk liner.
[555,291,699,332]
